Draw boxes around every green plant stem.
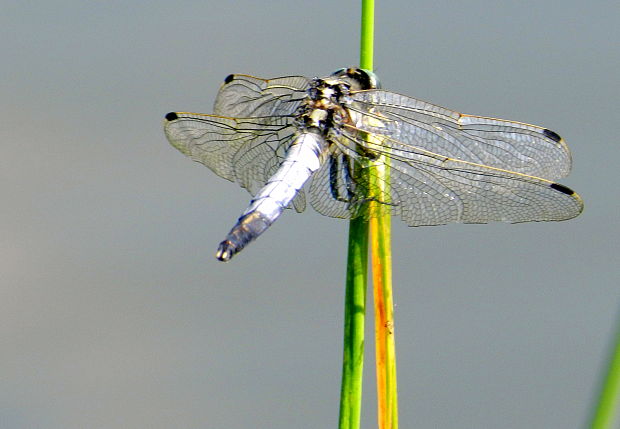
[339,217,368,429]
[360,0,374,70]
[590,315,620,428]
[338,1,379,428]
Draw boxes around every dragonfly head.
[331,67,381,89]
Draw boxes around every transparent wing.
[164,112,306,212]
[308,132,582,225]
[166,78,582,226]
[213,74,310,117]
[349,90,572,180]
[306,90,583,225]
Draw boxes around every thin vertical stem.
[361,0,399,426]
[339,218,368,429]
[360,0,374,71]
[590,313,620,429]
[370,159,398,429]
[338,1,374,428]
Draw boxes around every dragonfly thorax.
[295,78,352,137]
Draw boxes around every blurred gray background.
[2,1,618,428]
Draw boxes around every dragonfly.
[164,67,583,261]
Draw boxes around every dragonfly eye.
[351,68,381,89]
[362,70,381,89]
[330,67,381,89]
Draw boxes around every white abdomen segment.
[215,132,328,261]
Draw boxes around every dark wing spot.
[543,129,562,143]
[165,112,178,121]
[224,74,235,84]
[550,183,575,195]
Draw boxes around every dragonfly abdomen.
[215,132,328,261]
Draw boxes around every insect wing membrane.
[214,74,311,118]
[318,89,584,225]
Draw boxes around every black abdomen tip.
[550,183,575,195]
[165,112,178,121]
[224,74,235,84]
[215,241,235,262]
[543,129,562,143]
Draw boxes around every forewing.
[350,90,572,181]
[214,74,310,118]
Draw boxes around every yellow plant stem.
[370,153,398,429]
